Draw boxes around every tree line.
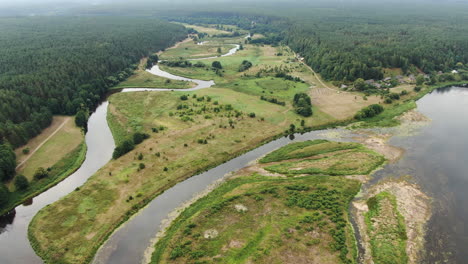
[162,10,468,83]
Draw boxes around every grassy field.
[151,175,361,264]
[29,88,313,264]
[160,41,238,60]
[365,192,408,264]
[1,116,86,215]
[150,139,387,264]
[113,58,195,89]
[28,24,421,264]
[260,140,360,163]
[15,116,83,181]
[265,150,385,176]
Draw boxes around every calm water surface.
[369,86,468,263]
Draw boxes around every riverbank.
[1,116,85,216]
[149,140,383,264]
[27,23,462,264]
[352,178,431,264]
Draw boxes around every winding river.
[0,37,466,264]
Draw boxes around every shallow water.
[366,86,468,263]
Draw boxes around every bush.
[138,163,145,170]
[414,86,422,92]
[34,167,49,180]
[384,98,393,104]
[212,61,222,69]
[248,112,256,118]
[22,148,30,155]
[238,60,253,72]
[367,196,378,211]
[14,175,29,190]
[354,104,384,120]
[112,139,135,159]
[293,93,313,117]
[388,93,400,100]
[133,132,149,145]
[180,95,188,101]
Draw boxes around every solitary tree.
[75,110,87,128]
[212,61,223,69]
[14,175,29,191]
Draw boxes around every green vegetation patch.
[260,140,361,163]
[151,175,361,264]
[365,192,408,264]
[265,149,385,176]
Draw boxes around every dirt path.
[16,117,71,170]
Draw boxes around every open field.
[28,24,424,264]
[29,88,310,264]
[160,41,238,60]
[1,116,85,215]
[15,116,69,166]
[15,116,83,181]
[113,58,195,89]
[150,140,387,264]
[152,175,361,264]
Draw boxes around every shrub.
[138,163,145,170]
[293,93,313,117]
[354,104,384,120]
[22,148,30,155]
[34,167,49,180]
[388,93,400,100]
[180,95,188,101]
[238,60,253,72]
[212,61,222,69]
[414,86,422,92]
[112,139,135,159]
[248,112,256,118]
[133,132,149,145]
[14,175,29,190]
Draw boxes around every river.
[0,39,466,264]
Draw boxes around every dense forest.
[150,6,468,82]
[0,17,187,149]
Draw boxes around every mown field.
[150,140,386,264]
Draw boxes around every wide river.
[0,41,466,263]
